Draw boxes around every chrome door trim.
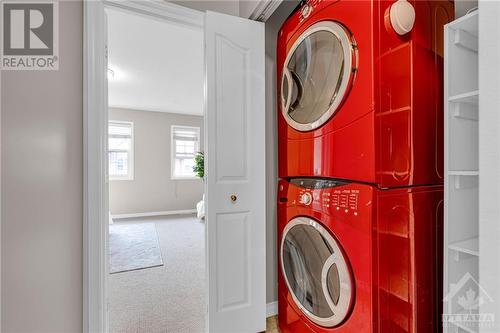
[320,253,353,326]
[281,67,293,117]
[280,216,354,327]
[281,21,357,132]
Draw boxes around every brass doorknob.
[230,195,237,202]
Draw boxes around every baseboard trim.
[111,209,197,220]
[266,301,278,318]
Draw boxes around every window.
[108,121,134,180]
[171,125,200,179]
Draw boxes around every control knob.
[299,192,312,205]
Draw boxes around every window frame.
[170,125,201,180]
[108,120,134,181]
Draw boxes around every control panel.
[287,178,363,217]
[331,188,360,216]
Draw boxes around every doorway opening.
[105,6,206,332]
[84,2,267,332]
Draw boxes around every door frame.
[83,1,204,331]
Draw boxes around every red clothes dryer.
[277,0,454,188]
[277,178,443,333]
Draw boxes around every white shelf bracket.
[454,28,478,52]
[453,103,478,121]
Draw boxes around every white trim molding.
[266,301,278,318]
[84,1,108,332]
[111,209,197,220]
[104,0,204,29]
[249,0,283,22]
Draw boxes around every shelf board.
[449,237,479,256]
[450,173,478,190]
[449,171,479,176]
[449,90,479,104]
[378,230,409,239]
[378,286,409,303]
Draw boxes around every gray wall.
[264,0,299,304]
[1,1,83,332]
[109,108,204,215]
[239,1,259,18]
[455,0,477,17]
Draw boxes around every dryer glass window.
[282,223,334,318]
[281,21,356,132]
[281,217,354,327]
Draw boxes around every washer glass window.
[281,217,353,327]
[281,21,356,132]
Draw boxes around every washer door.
[281,21,357,132]
[280,217,354,327]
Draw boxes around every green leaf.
[192,151,204,178]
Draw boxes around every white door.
[205,10,266,333]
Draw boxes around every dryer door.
[281,21,357,132]
[281,216,354,327]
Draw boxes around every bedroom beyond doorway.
[106,7,206,332]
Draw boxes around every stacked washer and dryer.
[276,1,454,332]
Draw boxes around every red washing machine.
[277,0,454,187]
[277,178,444,333]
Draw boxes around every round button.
[301,4,311,18]
[300,192,312,205]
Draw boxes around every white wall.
[109,108,204,215]
[1,1,83,331]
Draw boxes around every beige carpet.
[109,215,281,333]
[109,215,205,333]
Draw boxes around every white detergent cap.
[390,0,416,35]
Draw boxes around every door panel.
[205,10,266,333]
[215,35,248,181]
[216,212,250,311]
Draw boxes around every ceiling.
[107,8,204,115]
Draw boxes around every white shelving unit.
[478,2,500,332]
[444,10,479,333]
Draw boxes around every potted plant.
[193,152,205,219]
[193,151,204,179]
